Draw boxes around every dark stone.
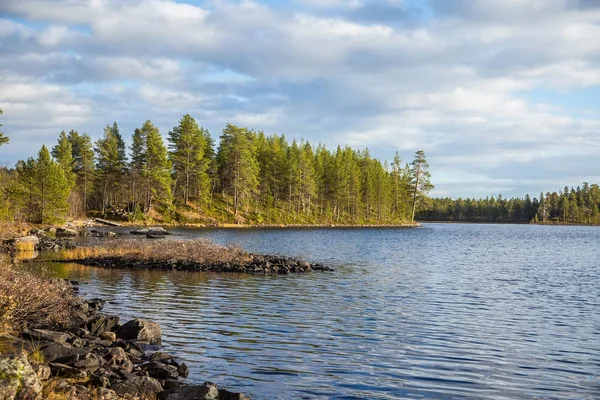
[158,382,221,400]
[219,389,252,400]
[116,319,162,344]
[90,373,111,388]
[40,342,87,363]
[110,376,163,398]
[87,314,119,336]
[21,329,70,344]
[177,362,189,378]
[49,362,88,378]
[74,356,100,372]
[147,351,173,362]
[145,361,178,380]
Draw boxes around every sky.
[1,0,600,199]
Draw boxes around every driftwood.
[94,218,122,227]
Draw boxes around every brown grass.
[58,238,250,264]
[0,254,80,335]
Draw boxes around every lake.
[35,223,600,399]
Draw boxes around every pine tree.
[139,120,173,214]
[95,124,127,214]
[52,131,76,188]
[410,150,434,222]
[34,145,70,223]
[217,124,259,215]
[0,108,8,146]
[168,115,209,207]
[68,131,95,212]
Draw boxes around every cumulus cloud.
[0,0,600,198]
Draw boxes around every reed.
[57,238,250,264]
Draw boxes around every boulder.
[56,227,79,237]
[32,363,51,380]
[87,314,119,336]
[49,362,88,378]
[0,355,43,400]
[177,362,189,378]
[110,376,163,398]
[145,361,178,380]
[116,319,162,344]
[158,382,220,400]
[219,389,252,400]
[21,329,70,344]
[40,343,88,363]
[103,347,133,373]
[130,227,169,235]
[74,356,100,372]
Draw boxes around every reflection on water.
[33,224,600,399]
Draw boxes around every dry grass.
[0,254,80,335]
[58,238,250,264]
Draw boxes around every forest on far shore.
[0,111,433,225]
[417,184,600,225]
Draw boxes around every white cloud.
[1,0,600,198]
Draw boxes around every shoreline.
[0,274,250,399]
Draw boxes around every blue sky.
[1,0,600,199]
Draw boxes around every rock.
[145,361,178,380]
[40,343,88,363]
[0,355,43,400]
[106,231,117,238]
[32,363,51,380]
[11,236,40,252]
[98,388,119,400]
[159,382,220,400]
[90,374,111,388]
[49,362,88,378]
[87,314,119,336]
[130,227,169,235]
[29,229,46,236]
[147,351,173,362]
[21,329,70,344]
[56,227,78,237]
[87,298,106,312]
[103,347,133,373]
[46,227,57,235]
[219,389,252,400]
[177,362,189,378]
[110,376,163,398]
[116,319,162,344]
[74,356,100,372]
[100,332,116,342]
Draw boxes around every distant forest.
[0,112,433,225]
[417,183,600,224]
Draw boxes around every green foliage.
[0,108,8,146]
[410,150,434,221]
[52,131,76,189]
[139,120,173,213]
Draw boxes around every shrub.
[0,255,80,335]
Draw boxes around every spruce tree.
[95,125,127,214]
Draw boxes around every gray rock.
[111,376,163,398]
[145,361,178,380]
[103,347,133,373]
[74,356,100,372]
[56,227,78,237]
[98,388,119,400]
[87,314,119,336]
[49,362,88,378]
[40,342,89,363]
[219,389,252,400]
[22,329,70,344]
[116,319,162,344]
[0,355,43,400]
[159,382,220,400]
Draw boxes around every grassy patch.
[57,238,250,264]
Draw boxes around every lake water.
[36,223,600,399]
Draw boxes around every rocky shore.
[59,253,333,274]
[0,281,249,400]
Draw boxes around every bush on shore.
[0,255,79,335]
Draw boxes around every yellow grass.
[58,238,250,264]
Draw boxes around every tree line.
[0,113,434,224]
[417,183,600,224]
